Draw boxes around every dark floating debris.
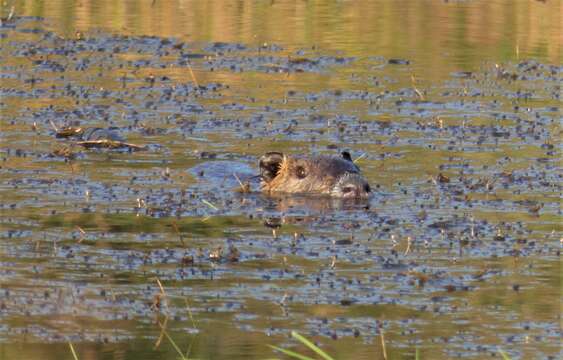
[437,173,451,183]
[388,58,410,65]
[55,127,146,151]
[55,126,85,138]
[75,139,146,151]
[450,71,474,78]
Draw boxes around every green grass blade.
[68,342,79,360]
[415,347,420,360]
[268,345,316,360]
[163,330,188,360]
[499,349,512,360]
[201,199,218,211]
[291,331,334,360]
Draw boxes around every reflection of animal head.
[259,152,371,199]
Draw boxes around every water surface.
[0,1,561,359]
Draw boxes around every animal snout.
[335,173,372,198]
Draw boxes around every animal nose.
[336,173,371,198]
[357,184,370,197]
[342,183,371,197]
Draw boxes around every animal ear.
[341,151,353,162]
[259,152,284,182]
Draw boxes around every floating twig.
[404,236,412,255]
[330,255,337,269]
[353,152,366,164]
[76,226,86,243]
[58,126,82,139]
[233,173,251,193]
[75,139,146,151]
[7,6,15,21]
[411,74,424,100]
[380,329,388,360]
[187,61,199,87]
[201,199,218,211]
[49,119,60,132]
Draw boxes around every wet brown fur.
[261,154,367,196]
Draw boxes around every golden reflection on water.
[12,0,561,70]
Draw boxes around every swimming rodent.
[259,152,371,198]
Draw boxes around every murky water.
[0,1,561,359]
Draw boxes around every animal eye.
[342,186,354,194]
[295,166,308,179]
